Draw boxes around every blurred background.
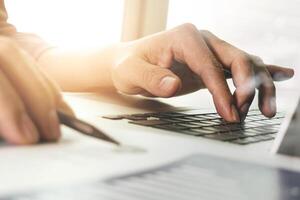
[6,0,124,48]
[168,0,300,90]
[6,0,299,89]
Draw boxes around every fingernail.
[231,105,240,122]
[21,114,39,143]
[48,110,61,141]
[159,76,177,92]
[240,103,250,121]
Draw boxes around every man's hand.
[0,37,72,145]
[112,23,294,122]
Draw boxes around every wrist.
[36,44,123,92]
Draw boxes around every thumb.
[132,59,181,97]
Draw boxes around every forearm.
[36,45,119,92]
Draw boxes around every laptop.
[101,92,299,150]
[1,95,300,200]
[0,88,299,199]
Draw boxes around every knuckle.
[258,72,274,88]
[237,53,252,64]
[180,23,198,34]
[200,29,228,46]
[200,29,214,39]
[197,54,222,75]
[250,55,263,63]
[265,81,275,90]
[234,52,254,70]
[200,29,211,35]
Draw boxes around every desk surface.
[0,87,299,195]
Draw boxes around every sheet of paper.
[0,126,148,195]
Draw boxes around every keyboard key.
[204,133,244,141]
[247,110,262,115]
[178,129,210,136]
[203,125,230,133]
[158,112,187,117]
[183,116,207,121]
[273,112,285,118]
[252,127,278,134]
[268,119,282,124]
[102,115,124,120]
[179,122,205,128]
[123,115,148,120]
[102,109,281,145]
[231,134,274,144]
[198,115,221,120]
[236,129,261,136]
[162,118,183,123]
[254,134,275,141]
[210,118,224,123]
[131,113,153,117]
[154,124,189,131]
[223,124,244,131]
[129,120,169,126]
[186,128,218,136]
[182,121,215,128]
[196,127,220,134]
[230,137,262,145]
[243,122,265,129]
[177,110,208,115]
[200,120,222,126]
[256,120,278,125]
[173,117,195,122]
[181,116,206,121]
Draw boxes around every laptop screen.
[273,94,300,156]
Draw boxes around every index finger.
[174,24,240,122]
[200,30,282,118]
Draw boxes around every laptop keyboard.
[103,109,284,145]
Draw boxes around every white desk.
[0,87,299,196]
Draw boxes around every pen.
[57,110,120,146]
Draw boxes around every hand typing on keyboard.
[111,24,294,122]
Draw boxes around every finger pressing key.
[174,26,240,122]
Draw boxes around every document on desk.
[0,126,147,195]
[2,153,300,200]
